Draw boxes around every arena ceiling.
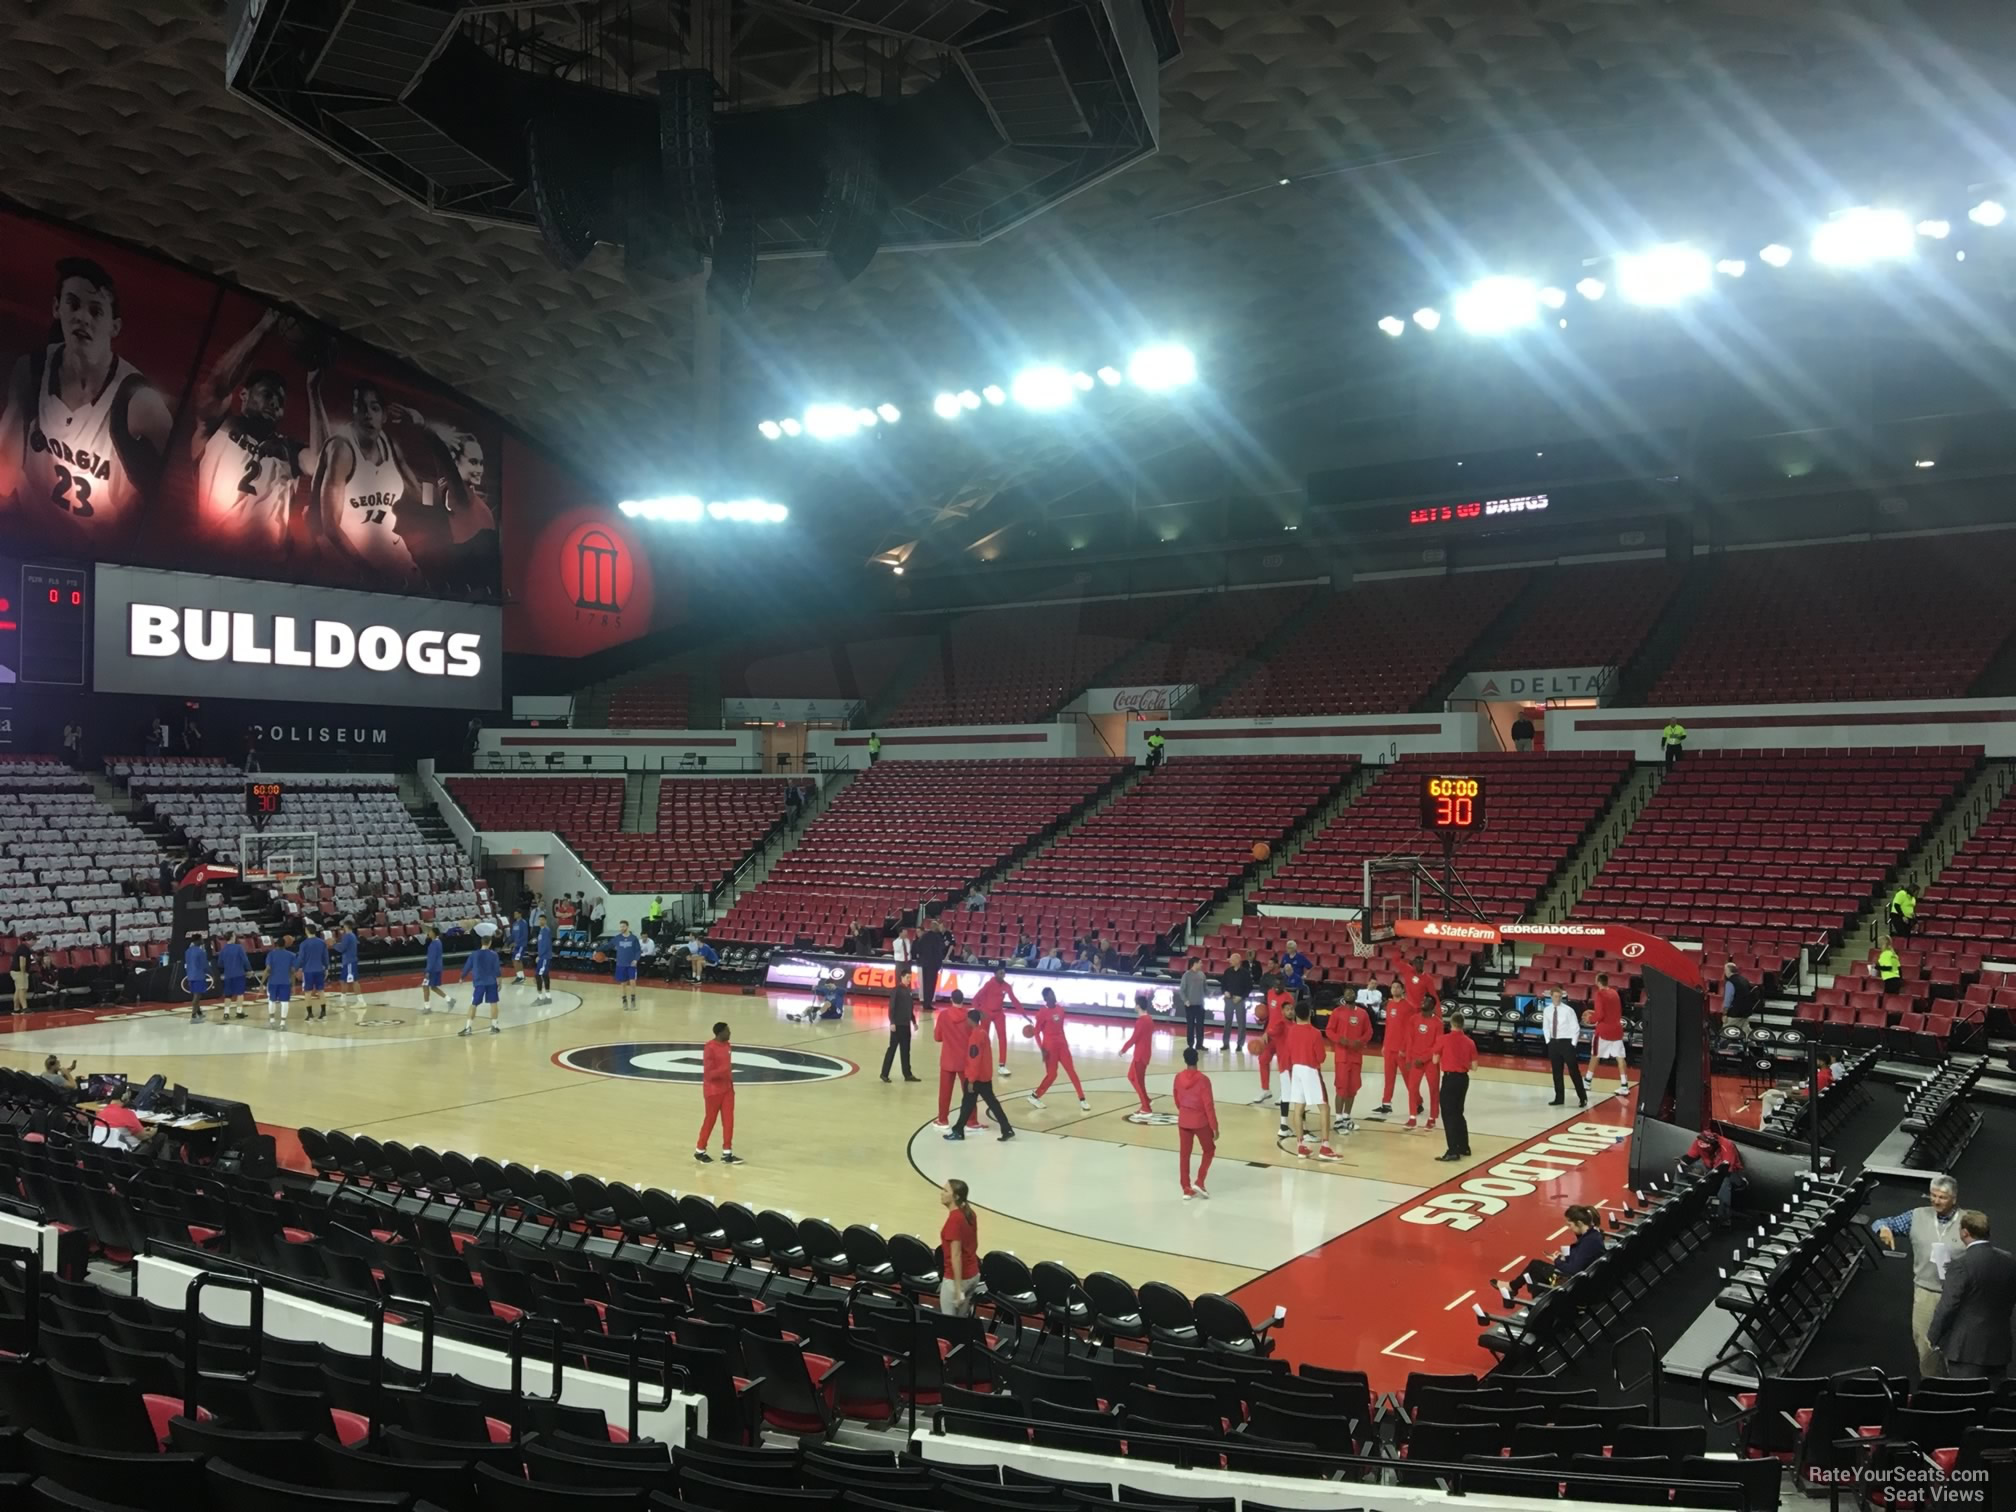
[9,0,2016,568]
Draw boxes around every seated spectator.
[1036,945,1063,971]
[1684,1126,1746,1217]
[963,885,988,913]
[91,1088,156,1154]
[1500,1204,1604,1296]
[1012,933,1037,966]
[39,1055,77,1093]
[686,932,721,983]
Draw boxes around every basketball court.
[0,968,1642,1385]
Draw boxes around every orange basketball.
[1020,1023,1038,1039]
[591,951,607,964]
[1251,842,1271,861]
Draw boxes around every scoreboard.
[1420,774,1487,832]
[20,564,88,685]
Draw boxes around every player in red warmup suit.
[1254,976,1297,1128]
[1283,1002,1336,1160]
[1589,970,1629,1095]
[1402,996,1444,1130]
[1172,1047,1219,1198]
[1119,991,1158,1116]
[1375,966,1427,1118]
[1325,993,1374,1135]
[933,990,985,1129]
[694,1022,741,1165]
[1027,986,1088,1111]
[972,964,1021,1079]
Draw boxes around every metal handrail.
[847,1276,924,1437]
[1610,1325,1662,1425]
[509,1312,567,1444]
[181,1271,265,1426]
[613,1328,686,1442]
[934,1407,1760,1507]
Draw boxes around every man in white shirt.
[1354,981,1385,1018]
[1542,987,1587,1107]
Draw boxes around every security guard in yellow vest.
[1877,942,1904,995]
[1145,728,1167,770]
[1889,884,1917,939]
[867,732,882,764]
[1660,720,1688,768]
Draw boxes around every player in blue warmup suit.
[612,922,642,1012]
[184,934,210,1023]
[459,930,502,1036]
[534,922,554,1005]
[420,926,449,1013]
[509,911,530,984]
[217,935,250,1019]
[264,934,299,1031]
[337,925,362,1012]
[297,930,330,1020]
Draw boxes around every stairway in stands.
[1810,758,2016,985]
[710,766,861,912]
[1189,763,1381,942]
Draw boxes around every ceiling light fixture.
[1011,365,1077,410]
[1759,243,1794,267]
[1452,275,1540,333]
[1616,244,1712,305]
[1810,207,1913,266]
[1126,342,1197,390]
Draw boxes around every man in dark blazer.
[1927,1210,2016,1381]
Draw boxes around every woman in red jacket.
[1173,1048,1219,1199]
[938,1179,980,1316]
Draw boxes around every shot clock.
[245,781,286,821]
[1420,774,1486,831]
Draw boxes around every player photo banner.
[146,289,503,600]
[94,565,502,711]
[0,207,504,601]
[0,211,216,562]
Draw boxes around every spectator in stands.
[242,729,261,773]
[1928,1210,2016,1383]
[588,894,606,934]
[1721,960,1753,1019]
[867,732,882,764]
[1878,939,1905,997]
[1661,719,1688,767]
[1875,1175,1966,1379]
[1683,1126,1745,1221]
[1096,934,1124,975]
[843,919,870,955]
[880,982,918,1082]
[938,1179,979,1316]
[1889,884,1918,940]
[1542,986,1587,1107]
[1179,957,1209,1052]
[1279,940,1312,999]
[1219,951,1254,1051]
[10,935,31,1016]
[1501,1205,1604,1295]
[61,722,81,767]
[962,884,988,913]
[645,895,663,939]
[1145,728,1167,770]
[1510,712,1535,752]
[913,917,949,1013]
[40,1055,76,1092]
[92,1087,157,1154]
[149,715,170,756]
[1013,932,1037,967]
[180,707,202,756]
[893,926,913,974]
[1036,943,1063,971]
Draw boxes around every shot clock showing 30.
[1420,774,1487,831]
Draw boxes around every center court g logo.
[557,1043,853,1085]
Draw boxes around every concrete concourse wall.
[1546,698,2016,759]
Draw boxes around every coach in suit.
[1927,1210,2016,1382]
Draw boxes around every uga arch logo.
[559,522,634,619]
[556,1042,855,1085]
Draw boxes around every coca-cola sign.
[1085,684,1198,716]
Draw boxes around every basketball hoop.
[1345,920,1376,958]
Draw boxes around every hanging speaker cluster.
[526,69,887,297]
